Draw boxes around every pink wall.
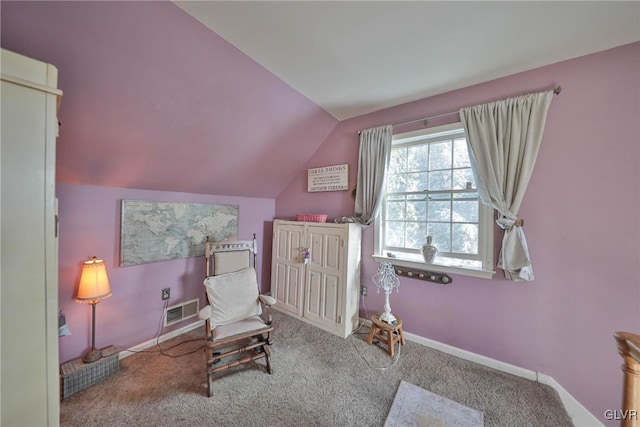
[57,183,275,364]
[1,0,334,367]
[276,42,640,424]
[1,1,337,199]
[2,0,638,422]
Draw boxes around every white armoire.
[1,49,62,426]
[271,220,361,338]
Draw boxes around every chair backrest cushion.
[204,267,262,326]
[213,251,250,275]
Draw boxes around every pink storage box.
[296,213,328,223]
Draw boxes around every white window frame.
[373,122,495,279]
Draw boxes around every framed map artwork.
[120,200,239,266]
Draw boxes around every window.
[373,123,494,279]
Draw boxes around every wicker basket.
[60,346,119,399]
[296,213,328,223]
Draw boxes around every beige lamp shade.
[76,257,112,304]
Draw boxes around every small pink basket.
[296,213,328,223]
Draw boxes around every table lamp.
[373,262,400,324]
[76,256,112,363]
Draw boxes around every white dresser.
[271,220,361,338]
[1,49,62,426]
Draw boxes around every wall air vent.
[164,298,199,327]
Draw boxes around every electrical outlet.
[162,288,170,301]
[361,286,367,296]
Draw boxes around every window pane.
[429,141,452,170]
[406,222,427,249]
[452,223,478,254]
[428,222,451,252]
[387,173,407,193]
[382,126,489,268]
[453,168,475,190]
[427,200,450,222]
[407,144,429,172]
[390,148,407,174]
[453,138,470,168]
[386,200,406,221]
[406,200,426,221]
[452,200,478,223]
[429,170,451,191]
[385,221,405,247]
[406,172,428,191]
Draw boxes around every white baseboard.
[360,318,602,427]
[537,374,603,427]
[118,319,205,360]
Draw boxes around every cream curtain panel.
[354,125,393,226]
[460,90,554,281]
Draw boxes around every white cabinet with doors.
[270,220,361,338]
[1,49,62,426]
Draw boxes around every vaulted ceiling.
[176,1,640,120]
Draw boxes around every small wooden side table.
[367,314,405,357]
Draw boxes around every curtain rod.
[357,86,562,135]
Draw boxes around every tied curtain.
[460,90,554,281]
[354,125,393,226]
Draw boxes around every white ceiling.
[175,1,640,120]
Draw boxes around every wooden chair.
[614,331,640,427]
[198,234,275,397]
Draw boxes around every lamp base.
[83,348,103,364]
[379,311,397,324]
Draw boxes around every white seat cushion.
[211,316,270,340]
[204,267,262,326]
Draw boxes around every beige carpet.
[61,310,572,426]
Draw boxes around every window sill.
[371,255,495,280]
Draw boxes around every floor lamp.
[76,256,112,363]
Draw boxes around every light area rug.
[385,380,484,427]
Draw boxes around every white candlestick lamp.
[373,262,400,324]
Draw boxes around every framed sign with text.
[307,164,349,192]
